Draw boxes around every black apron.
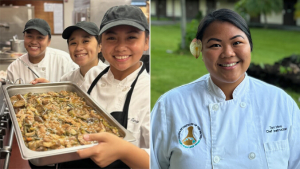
[57,65,145,169]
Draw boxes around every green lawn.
[251,28,300,64]
[151,24,300,108]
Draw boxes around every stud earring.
[190,38,202,59]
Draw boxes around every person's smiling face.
[101,25,149,80]
[201,21,251,87]
[68,29,100,68]
[24,29,50,63]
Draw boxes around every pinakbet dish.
[2,82,135,166]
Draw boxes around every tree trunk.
[172,0,175,21]
[263,11,268,28]
[180,0,186,49]
[156,0,160,20]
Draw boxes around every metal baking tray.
[1,82,135,166]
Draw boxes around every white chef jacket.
[60,59,108,89]
[151,74,300,169]
[7,47,78,84]
[83,62,150,151]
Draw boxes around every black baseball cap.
[62,21,99,39]
[23,18,51,38]
[99,5,149,35]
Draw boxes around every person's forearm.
[121,142,149,169]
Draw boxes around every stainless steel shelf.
[0,83,13,169]
[0,58,15,61]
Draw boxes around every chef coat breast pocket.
[264,140,289,169]
[127,115,142,147]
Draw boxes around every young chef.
[151,8,300,169]
[31,21,108,89]
[60,21,108,88]
[72,5,150,169]
[29,6,150,168]
[7,18,77,84]
[28,21,110,169]
[6,18,77,169]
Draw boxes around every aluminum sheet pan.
[1,82,135,166]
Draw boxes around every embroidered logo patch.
[178,123,202,148]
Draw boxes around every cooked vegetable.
[13,100,25,108]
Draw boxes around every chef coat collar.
[207,73,249,101]
[97,59,103,66]
[76,59,106,80]
[106,61,144,86]
[24,54,41,67]
[25,48,49,67]
[83,59,104,76]
[77,69,85,81]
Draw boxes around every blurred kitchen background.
[0,0,149,168]
[0,0,149,74]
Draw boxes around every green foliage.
[279,66,292,75]
[296,55,300,63]
[195,11,203,21]
[183,19,200,52]
[178,11,203,52]
[259,63,265,69]
[234,0,283,21]
[234,0,248,20]
[295,0,300,18]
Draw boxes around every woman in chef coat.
[32,6,150,169]
[29,21,108,169]
[29,21,109,169]
[151,8,300,169]
[31,21,108,88]
[7,18,77,84]
[74,5,150,169]
[59,21,108,88]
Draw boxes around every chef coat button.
[240,102,246,108]
[248,152,256,160]
[122,88,127,92]
[42,68,45,71]
[101,83,106,87]
[213,156,220,163]
[212,104,219,111]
